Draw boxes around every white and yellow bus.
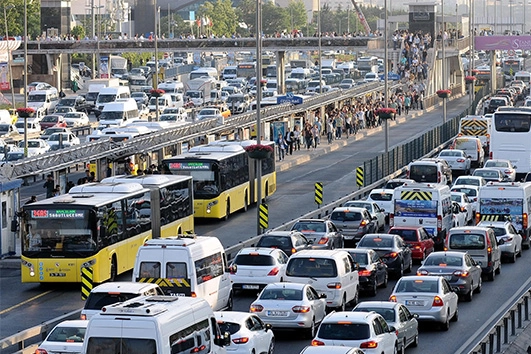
[20,175,193,283]
[164,140,276,219]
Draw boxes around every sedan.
[256,231,313,256]
[18,139,50,157]
[40,127,71,140]
[452,176,487,187]
[388,226,435,262]
[300,346,365,354]
[54,106,77,117]
[214,311,275,354]
[63,112,90,128]
[483,159,517,182]
[389,275,459,331]
[343,200,386,232]
[290,219,343,249]
[437,149,471,174]
[356,233,413,278]
[472,168,506,182]
[196,107,223,121]
[353,301,419,353]
[40,114,66,129]
[250,282,327,338]
[477,220,523,263]
[417,251,482,302]
[47,132,81,150]
[344,248,388,296]
[451,191,474,224]
[35,320,87,354]
[229,247,289,293]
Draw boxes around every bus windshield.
[167,162,219,198]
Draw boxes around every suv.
[80,282,164,320]
[285,249,360,311]
[311,311,398,353]
[329,207,377,246]
[256,231,313,256]
[290,219,344,249]
[407,159,451,185]
[487,96,510,113]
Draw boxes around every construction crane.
[350,0,372,35]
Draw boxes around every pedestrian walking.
[327,118,334,144]
[276,133,287,160]
[43,174,55,198]
[293,125,301,151]
[284,130,294,155]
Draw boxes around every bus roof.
[101,174,192,187]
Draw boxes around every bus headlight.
[22,260,35,276]
[82,259,97,268]
[206,200,218,214]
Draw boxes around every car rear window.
[454,140,477,150]
[217,321,241,335]
[396,279,439,293]
[454,178,480,186]
[358,237,394,248]
[452,187,477,197]
[318,323,370,340]
[84,292,141,310]
[424,255,463,266]
[292,222,326,233]
[409,165,438,182]
[257,236,291,248]
[286,257,338,277]
[234,254,275,266]
[330,211,362,222]
[389,229,417,242]
[449,233,486,249]
[369,192,393,201]
[353,307,395,321]
[47,325,86,342]
[348,252,368,266]
[488,227,507,237]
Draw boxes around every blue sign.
[277,92,304,105]
[379,72,401,81]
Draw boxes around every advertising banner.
[99,56,109,78]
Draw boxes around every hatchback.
[417,251,482,301]
[389,275,459,331]
[329,207,377,246]
[451,185,480,213]
[344,248,388,296]
[365,188,394,221]
[356,234,413,278]
[343,201,386,232]
[388,226,435,262]
[229,247,289,293]
[437,149,471,174]
[483,159,517,182]
[310,311,397,354]
[35,320,87,354]
[250,282,327,338]
[256,231,313,256]
[300,346,365,354]
[290,219,343,249]
[352,301,419,353]
[477,220,522,263]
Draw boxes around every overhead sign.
[475,36,531,51]
[276,92,303,105]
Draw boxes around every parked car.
[389,275,459,331]
[344,248,388,296]
[352,301,419,353]
[388,226,435,262]
[356,233,413,278]
[417,251,482,301]
[256,231,313,256]
[290,219,344,249]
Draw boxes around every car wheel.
[268,338,275,354]
[465,286,473,302]
[405,257,412,273]
[336,296,346,312]
[411,332,419,347]
[395,262,404,279]
[381,272,388,288]
[451,307,459,322]
[370,278,378,296]
[441,312,450,331]
[305,318,316,339]
[226,291,233,311]
[475,277,482,293]
[398,339,406,354]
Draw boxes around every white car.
[310,311,397,353]
[15,119,41,134]
[390,275,459,331]
[452,176,487,187]
[300,346,365,354]
[250,282,327,338]
[477,220,523,263]
[451,191,474,224]
[63,112,90,128]
[363,72,380,83]
[483,159,517,182]
[230,247,288,293]
[437,149,471,174]
[451,185,480,213]
[451,201,468,227]
[54,106,77,117]
[214,311,275,354]
[35,320,87,354]
[196,107,222,121]
[47,132,81,150]
[365,188,394,221]
[18,139,50,157]
[343,200,386,232]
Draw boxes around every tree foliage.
[1,0,41,38]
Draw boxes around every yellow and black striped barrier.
[259,203,269,229]
[81,267,93,300]
[315,182,323,206]
[480,215,502,222]
[138,277,191,288]
[400,191,433,201]
[356,166,364,187]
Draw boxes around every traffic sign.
[277,92,304,105]
[356,166,364,187]
[259,204,268,229]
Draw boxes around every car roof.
[51,320,89,328]
[237,247,281,256]
[449,226,492,233]
[477,220,512,227]
[89,281,160,293]
[362,233,396,239]
[332,206,367,212]
[291,249,350,258]
[264,282,306,290]
[214,311,253,323]
[354,301,398,309]
[342,248,371,254]
[324,311,380,322]
[264,231,299,237]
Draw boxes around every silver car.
[437,149,471,174]
[477,220,523,263]
[483,159,517,182]
[250,282,327,338]
[290,219,344,249]
[353,301,419,353]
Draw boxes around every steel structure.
[350,0,372,35]
[0,82,392,180]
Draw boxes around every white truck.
[185,77,217,106]
[110,55,128,79]
[83,78,122,110]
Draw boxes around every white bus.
[356,56,379,75]
[490,108,531,177]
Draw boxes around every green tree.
[286,0,307,34]
[262,1,289,35]
[1,0,41,38]
[198,0,238,37]
[71,25,85,39]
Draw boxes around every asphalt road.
[3,94,522,354]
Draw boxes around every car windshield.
[286,257,338,277]
[353,307,395,322]
[234,254,274,266]
[396,279,439,293]
[330,211,362,222]
[385,181,406,189]
[369,192,392,201]
[317,323,370,340]
[42,116,58,122]
[0,126,9,133]
[200,109,216,115]
[451,195,462,202]
[47,325,86,343]
[259,288,303,300]
[26,141,42,148]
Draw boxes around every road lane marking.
[0,290,53,315]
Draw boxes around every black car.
[356,234,413,278]
[345,248,388,296]
[255,231,313,256]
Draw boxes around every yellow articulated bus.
[20,175,193,283]
[164,140,276,219]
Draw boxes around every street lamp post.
[154,2,159,121]
[384,0,389,153]
[442,0,447,124]
[318,0,322,94]
[255,0,263,235]
[3,5,16,108]
[23,0,28,157]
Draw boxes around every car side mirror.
[498,239,505,245]
[372,216,377,221]
[388,325,396,333]
[319,293,327,299]
[307,240,314,245]
[227,264,237,274]
[265,323,273,331]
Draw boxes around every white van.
[190,67,219,80]
[0,110,11,124]
[132,235,233,311]
[391,182,453,250]
[158,80,185,94]
[95,86,131,116]
[82,295,231,354]
[27,88,59,115]
[476,181,531,249]
[148,93,173,113]
[221,66,237,80]
[99,98,140,127]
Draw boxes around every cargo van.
[99,98,140,127]
[94,86,131,116]
[27,88,59,115]
[475,181,531,249]
[158,80,185,94]
[445,226,502,280]
[451,136,485,167]
[148,93,173,113]
[391,182,453,250]
[82,295,231,354]
[132,235,233,311]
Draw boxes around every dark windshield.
[449,233,486,249]
[234,254,274,266]
[317,323,370,340]
[286,257,338,277]
[495,113,531,132]
[389,229,417,242]
[86,337,156,354]
[85,292,141,310]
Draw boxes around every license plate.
[267,310,289,317]
[405,300,423,306]
[242,285,260,290]
[443,275,452,281]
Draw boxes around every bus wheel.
[224,201,230,221]
[109,256,117,282]
[243,193,248,212]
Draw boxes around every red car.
[40,114,66,129]
[388,226,435,262]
